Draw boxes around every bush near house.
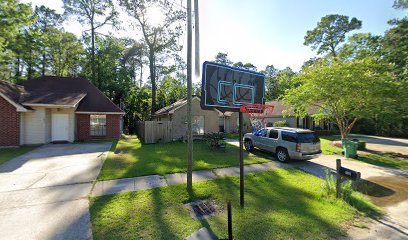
[273,120,287,127]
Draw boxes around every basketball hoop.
[240,104,275,133]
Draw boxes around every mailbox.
[339,167,361,181]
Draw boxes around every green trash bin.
[342,139,358,158]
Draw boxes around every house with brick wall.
[0,76,124,146]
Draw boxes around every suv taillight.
[296,143,301,152]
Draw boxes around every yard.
[320,136,343,155]
[320,135,408,170]
[0,145,38,165]
[91,168,378,240]
[98,136,270,180]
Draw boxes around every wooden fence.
[135,121,172,144]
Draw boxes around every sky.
[22,0,405,74]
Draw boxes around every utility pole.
[186,0,193,193]
[194,0,200,78]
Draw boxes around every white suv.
[243,127,321,162]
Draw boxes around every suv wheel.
[244,139,254,151]
[276,148,289,162]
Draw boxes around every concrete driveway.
[346,134,408,155]
[0,142,111,240]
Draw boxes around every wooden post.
[194,0,200,78]
[239,112,244,208]
[336,159,341,198]
[228,201,232,240]
[186,0,193,193]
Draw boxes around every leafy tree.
[382,17,408,80]
[33,5,63,76]
[123,40,147,86]
[338,33,382,61]
[304,14,362,57]
[262,65,278,100]
[263,65,296,100]
[243,63,257,71]
[232,61,244,68]
[48,29,84,77]
[18,26,41,79]
[233,61,257,71]
[119,0,185,117]
[157,75,187,109]
[0,0,33,80]
[301,57,321,69]
[63,0,118,85]
[283,58,398,139]
[214,52,232,65]
[393,0,408,9]
[123,86,151,133]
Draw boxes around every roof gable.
[0,81,29,112]
[18,76,123,113]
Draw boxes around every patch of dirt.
[355,176,408,207]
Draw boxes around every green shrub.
[203,132,226,149]
[320,170,381,216]
[273,120,287,127]
[320,170,354,201]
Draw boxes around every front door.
[51,113,69,142]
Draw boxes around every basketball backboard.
[201,61,265,112]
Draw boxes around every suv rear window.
[281,132,297,142]
[281,131,320,143]
[297,133,320,143]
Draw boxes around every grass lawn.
[319,136,408,170]
[98,136,270,180]
[352,153,408,170]
[90,168,378,240]
[0,145,38,165]
[320,136,342,155]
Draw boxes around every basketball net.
[240,104,275,133]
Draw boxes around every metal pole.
[186,0,193,193]
[336,159,341,198]
[239,112,244,207]
[194,0,200,77]
[228,201,233,240]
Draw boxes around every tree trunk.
[15,57,20,77]
[91,23,96,86]
[149,49,156,118]
[42,52,46,76]
[336,117,357,139]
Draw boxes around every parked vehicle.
[243,127,321,162]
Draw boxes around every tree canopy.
[283,58,399,139]
[304,14,362,57]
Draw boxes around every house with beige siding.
[263,101,332,131]
[152,98,331,141]
[153,96,251,140]
[0,76,124,146]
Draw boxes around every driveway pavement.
[0,143,111,240]
[347,134,408,155]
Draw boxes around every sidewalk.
[91,152,408,198]
[91,161,291,197]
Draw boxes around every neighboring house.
[153,98,331,141]
[263,100,332,131]
[0,76,124,146]
[153,96,248,140]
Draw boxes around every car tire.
[244,139,254,152]
[276,148,289,162]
